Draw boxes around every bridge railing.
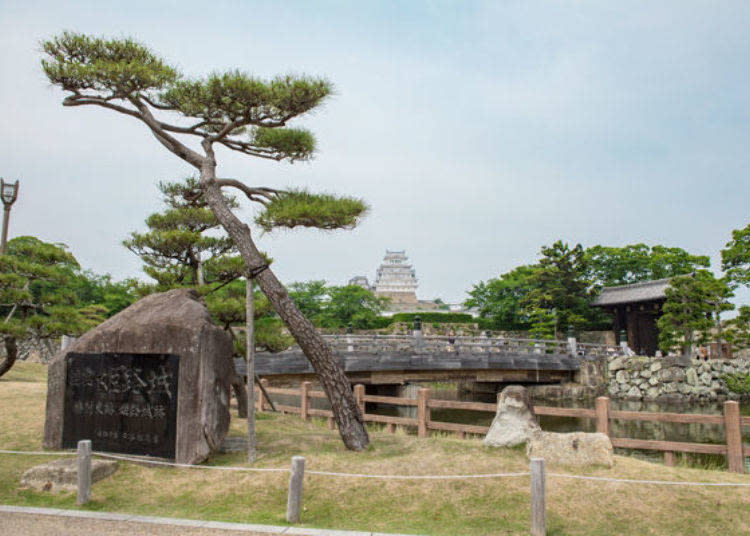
[315,334,623,357]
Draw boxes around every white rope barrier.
[548,473,750,487]
[305,470,531,480]
[0,449,73,456]
[1,448,749,486]
[93,452,287,473]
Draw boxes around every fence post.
[664,451,675,467]
[724,401,744,474]
[286,456,306,523]
[300,381,312,421]
[530,458,546,536]
[595,396,611,437]
[257,379,269,412]
[418,387,431,437]
[77,439,92,505]
[354,384,366,418]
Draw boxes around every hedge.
[390,312,475,324]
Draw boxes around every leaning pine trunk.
[0,337,18,378]
[200,159,369,451]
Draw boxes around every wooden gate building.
[592,278,670,356]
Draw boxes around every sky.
[1,1,749,304]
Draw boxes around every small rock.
[20,458,118,492]
[527,432,613,468]
[616,370,630,384]
[700,372,712,385]
[650,361,663,373]
[640,369,652,379]
[609,357,627,371]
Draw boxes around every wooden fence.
[256,380,750,474]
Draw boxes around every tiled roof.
[592,278,671,306]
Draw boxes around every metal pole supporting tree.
[246,276,256,462]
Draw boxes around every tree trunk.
[231,376,248,418]
[0,337,18,378]
[199,156,369,451]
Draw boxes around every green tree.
[205,279,292,353]
[320,285,388,329]
[522,241,594,335]
[287,280,328,320]
[725,305,750,350]
[585,244,709,287]
[124,177,241,288]
[0,237,96,377]
[721,223,750,288]
[657,271,734,356]
[465,265,537,330]
[66,270,141,317]
[42,32,370,449]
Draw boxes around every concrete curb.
[0,504,421,536]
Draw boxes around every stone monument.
[44,288,233,464]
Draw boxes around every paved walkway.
[0,506,414,536]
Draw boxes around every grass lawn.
[1,362,749,535]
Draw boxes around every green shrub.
[722,372,750,395]
[390,312,474,324]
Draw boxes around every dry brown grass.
[0,362,748,535]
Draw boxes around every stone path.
[0,505,414,536]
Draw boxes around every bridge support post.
[417,387,431,437]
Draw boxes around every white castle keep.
[349,250,418,304]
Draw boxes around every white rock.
[484,385,540,448]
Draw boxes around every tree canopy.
[465,265,537,330]
[0,236,98,377]
[124,177,241,288]
[288,281,388,329]
[721,223,750,288]
[657,270,734,355]
[585,244,709,287]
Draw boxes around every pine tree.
[657,271,734,357]
[0,236,96,377]
[124,177,241,288]
[42,32,370,449]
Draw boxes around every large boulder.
[484,385,540,448]
[527,432,614,467]
[44,289,234,464]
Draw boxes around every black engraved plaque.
[62,353,180,459]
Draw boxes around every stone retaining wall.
[607,355,749,402]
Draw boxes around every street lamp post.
[1,179,20,255]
